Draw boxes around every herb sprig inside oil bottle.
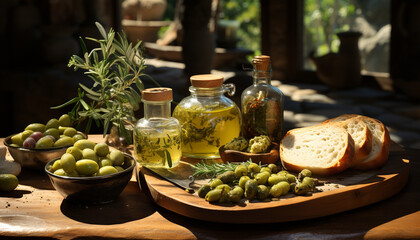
[241,55,284,142]
[134,88,182,168]
[173,74,241,159]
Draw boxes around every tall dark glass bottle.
[241,55,284,142]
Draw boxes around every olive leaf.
[52,22,159,144]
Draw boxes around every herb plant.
[52,22,159,144]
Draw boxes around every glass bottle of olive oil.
[241,55,284,142]
[134,88,182,168]
[173,74,241,159]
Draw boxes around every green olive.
[277,170,289,176]
[67,171,79,177]
[94,142,110,157]
[49,160,62,173]
[54,136,74,148]
[97,166,118,176]
[302,177,315,189]
[198,184,211,198]
[0,174,19,191]
[238,175,250,189]
[11,133,23,146]
[205,189,222,202]
[257,185,270,200]
[228,186,244,202]
[53,169,68,176]
[209,178,223,189]
[63,127,77,137]
[58,114,72,127]
[248,163,260,173]
[21,130,34,141]
[35,136,54,149]
[234,164,247,178]
[99,159,113,167]
[268,174,287,186]
[60,153,76,173]
[66,147,83,160]
[76,159,99,176]
[269,183,283,198]
[298,169,312,181]
[277,181,290,195]
[58,126,69,134]
[25,123,46,133]
[115,166,124,172]
[244,179,258,200]
[267,163,278,173]
[44,128,60,140]
[45,118,60,130]
[255,171,270,185]
[295,183,311,196]
[286,174,297,183]
[74,139,96,150]
[109,150,124,166]
[260,167,272,174]
[82,148,99,162]
[215,184,231,192]
[218,189,230,203]
[72,133,85,142]
[217,170,235,184]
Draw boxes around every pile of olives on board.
[9,114,86,149]
[198,163,319,203]
[47,139,128,177]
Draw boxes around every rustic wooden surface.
[140,145,410,224]
[1,135,419,240]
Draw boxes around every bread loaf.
[280,124,355,175]
[352,116,390,170]
[323,115,372,166]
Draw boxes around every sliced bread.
[323,115,372,166]
[280,124,355,175]
[352,116,390,170]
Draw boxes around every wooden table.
[1,135,419,240]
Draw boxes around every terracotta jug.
[310,31,362,89]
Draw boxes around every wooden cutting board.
[138,143,410,224]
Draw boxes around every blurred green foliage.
[220,0,261,56]
[304,0,356,60]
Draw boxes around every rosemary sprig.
[52,22,159,144]
[191,159,255,178]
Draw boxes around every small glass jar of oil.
[173,74,241,159]
[134,88,182,168]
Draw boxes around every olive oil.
[134,129,181,168]
[173,104,241,159]
[134,88,182,168]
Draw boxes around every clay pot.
[310,31,362,89]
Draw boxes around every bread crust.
[280,125,355,176]
[325,116,372,166]
[352,116,390,170]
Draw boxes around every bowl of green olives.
[3,114,87,170]
[44,144,135,205]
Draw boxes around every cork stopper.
[142,88,173,101]
[252,55,271,71]
[190,74,224,88]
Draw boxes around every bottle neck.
[189,83,236,97]
[252,69,272,85]
[143,100,171,119]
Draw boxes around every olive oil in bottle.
[173,74,241,159]
[241,55,284,142]
[134,88,182,168]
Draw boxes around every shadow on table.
[17,168,55,190]
[0,189,32,199]
[60,182,156,225]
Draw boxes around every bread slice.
[352,116,390,170]
[280,124,355,175]
[323,115,372,166]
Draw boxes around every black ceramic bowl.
[45,153,135,204]
[4,132,87,170]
